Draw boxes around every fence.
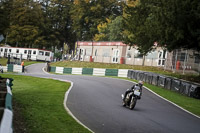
[164,50,200,74]
[73,49,200,74]
[0,78,14,133]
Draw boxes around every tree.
[94,16,123,41]
[154,0,200,51]
[71,0,123,41]
[122,0,200,53]
[122,0,155,56]
[0,0,13,42]
[7,0,45,48]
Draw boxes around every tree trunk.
[142,55,145,66]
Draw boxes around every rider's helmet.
[138,81,144,87]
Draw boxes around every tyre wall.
[127,70,200,99]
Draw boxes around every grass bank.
[51,61,200,83]
[1,74,90,133]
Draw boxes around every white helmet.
[138,81,144,86]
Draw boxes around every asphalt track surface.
[23,63,200,133]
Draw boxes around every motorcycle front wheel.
[129,97,137,110]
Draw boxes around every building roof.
[77,41,127,46]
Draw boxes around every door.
[79,48,85,61]
[28,50,32,59]
[112,49,120,63]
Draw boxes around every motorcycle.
[121,86,142,110]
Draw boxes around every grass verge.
[1,74,90,133]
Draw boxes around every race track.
[23,63,200,133]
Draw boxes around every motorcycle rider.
[123,81,144,100]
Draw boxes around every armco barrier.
[164,77,172,90]
[151,74,159,86]
[144,72,153,84]
[157,76,166,88]
[127,70,133,79]
[180,81,191,96]
[189,84,200,99]
[0,78,14,133]
[138,72,145,81]
[171,79,181,92]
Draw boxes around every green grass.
[1,74,90,133]
[51,61,200,83]
[0,57,8,65]
[0,57,43,66]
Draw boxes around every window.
[45,52,50,56]
[194,54,200,63]
[28,50,32,54]
[134,53,143,58]
[1,48,3,52]
[16,49,19,53]
[33,51,36,54]
[39,51,44,55]
[179,53,187,61]
[103,49,110,57]
[126,50,132,58]
[5,49,7,52]
[85,49,92,56]
[24,50,27,54]
[9,49,12,52]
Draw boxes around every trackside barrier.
[2,64,22,73]
[48,66,128,78]
[93,68,106,76]
[72,68,82,75]
[118,69,129,77]
[55,67,64,74]
[2,66,7,72]
[127,70,200,99]
[0,78,14,133]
